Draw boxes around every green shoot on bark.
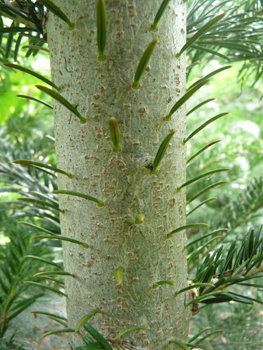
[114,268,125,284]
[152,131,175,173]
[35,85,86,124]
[37,0,74,29]
[152,0,171,31]
[185,229,227,249]
[186,198,216,217]
[32,235,90,248]
[187,181,228,205]
[25,255,63,269]
[20,221,58,236]
[22,45,49,53]
[24,281,67,297]
[114,325,148,340]
[166,80,209,120]
[97,0,107,60]
[109,117,120,152]
[169,339,190,350]
[33,271,75,278]
[30,311,67,322]
[75,309,100,332]
[167,223,209,239]
[16,94,53,109]
[3,63,59,91]
[133,38,158,89]
[177,168,230,190]
[13,159,71,178]
[41,328,75,338]
[184,113,229,143]
[187,98,215,116]
[175,283,214,296]
[153,280,175,289]
[16,197,64,214]
[186,140,221,164]
[52,190,104,207]
[177,13,226,57]
[84,323,113,350]
[135,214,145,224]
[187,65,232,91]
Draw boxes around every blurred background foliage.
[0,0,263,349]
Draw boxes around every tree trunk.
[46,0,191,348]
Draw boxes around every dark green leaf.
[33,270,75,278]
[152,131,175,173]
[4,63,59,90]
[31,310,67,321]
[167,223,209,239]
[133,38,158,89]
[178,13,226,57]
[35,85,86,123]
[186,140,221,164]
[184,113,229,143]
[166,79,209,120]
[13,159,71,178]
[187,98,215,116]
[41,328,75,338]
[178,169,230,190]
[114,325,148,340]
[53,190,104,207]
[75,309,101,332]
[25,255,63,269]
[97,0,106,60]
[109,118,120,152]
[185,229,227,248]
[186,197,216,217]
[152,0,171,30]
[188,66,232,91]
[16,197,64,214]
[187,181,228,204]
[37,0,74,29]
[84,323,113,350]
[24,281,67,297]
[32,235,89,248]
[169,339,190,350]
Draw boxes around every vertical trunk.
[47,0,191,348]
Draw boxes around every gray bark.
[47,0,191,348]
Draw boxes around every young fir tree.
[2,1,263,349]
[46,1,191,348]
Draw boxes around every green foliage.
[133,38,158,89]
[37,0,74,29]
[186,0,263,81]
[109,117,120,152]
[185,226,263,313]
[1,0,263,348]
[35,85,86,124]
[97,0,106,60]
[0,228,51,338]
[152,0,171,31]
[166,79,209,120]
[83,323,113,350]
[0,334,26,350]
[52,190,104,207]
[151,131,175,174]
[0,135,61,340]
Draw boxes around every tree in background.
[1,1,263,349]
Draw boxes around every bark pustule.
[47,0,191,348]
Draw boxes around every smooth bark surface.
[47,0,191,348]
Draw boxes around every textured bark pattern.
[47,0,191,348]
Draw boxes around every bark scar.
[64,57,72,72]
